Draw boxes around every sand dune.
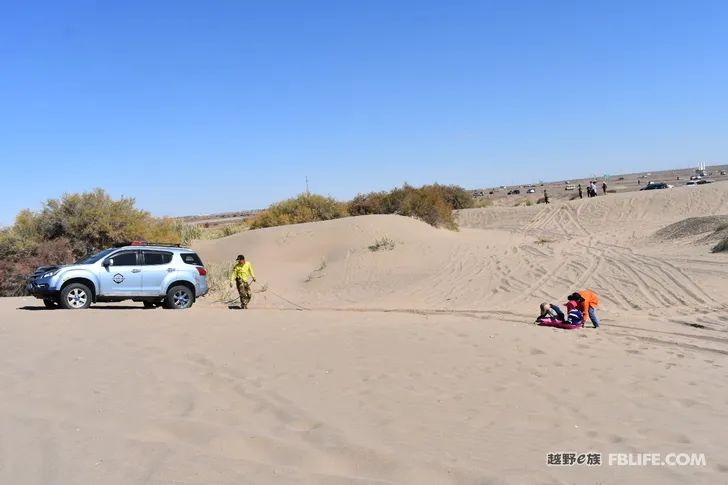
[195,182,728,317]
[2,182,728,484]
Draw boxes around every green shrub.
[250,193,347,229]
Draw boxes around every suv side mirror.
[103,259,112,267]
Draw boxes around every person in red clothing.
[569,290,601,327]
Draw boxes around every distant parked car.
[720,170,727,175]
[685,181,698,187]
[565,184,576,191]
[526,188,536,194]
[507,189,521,195]
[640,182,673,191]
[697,179,713,185]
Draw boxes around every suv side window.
[108,251,138,266]
[142,251,173,265]
[180,253,204,266]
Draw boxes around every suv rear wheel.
[60,283,92,310]
[165,285,194,309]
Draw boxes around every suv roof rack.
[112,241,181,248]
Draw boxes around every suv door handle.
[167,268,175,272]
[132,269,141,273]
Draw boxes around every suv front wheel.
[60,283,92,310]
[43,298,59,309]
[165,285,194,309]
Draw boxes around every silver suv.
[27,242,209,310]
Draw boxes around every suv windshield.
[75,248,116,265]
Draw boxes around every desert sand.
[2,182,728,484]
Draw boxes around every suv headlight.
[42,269,60,278]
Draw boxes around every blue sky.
[1,0,727,225]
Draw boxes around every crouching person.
[536,299,584,326]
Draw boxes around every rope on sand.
[213,281,308,311]
[266,288,308,311]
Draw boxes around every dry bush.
[250,194,347,229]
[304,259,327,282]
[0,189,188,296]
[18,189,181,256]
[348,191,391,215]
[348,184,472,230]
[400,186,458,229]
[205,263,237,301]
[0,238,74,296]
[368,237,396,252]
[176,222,203,245]
[472,198,493,208]
[212,222,248,239]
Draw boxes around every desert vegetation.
[0,184,474,296]
[368,237,396,252]
[249,184,474,231]
[0,189,183,296]
[348,184,473,230]
[249,194,348,229]
[178,221,248,242]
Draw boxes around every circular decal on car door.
[113,273,125,284]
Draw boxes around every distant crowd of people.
[578,181,607,199]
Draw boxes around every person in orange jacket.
[569,290,600,327]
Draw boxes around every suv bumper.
[27,282,60,299]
